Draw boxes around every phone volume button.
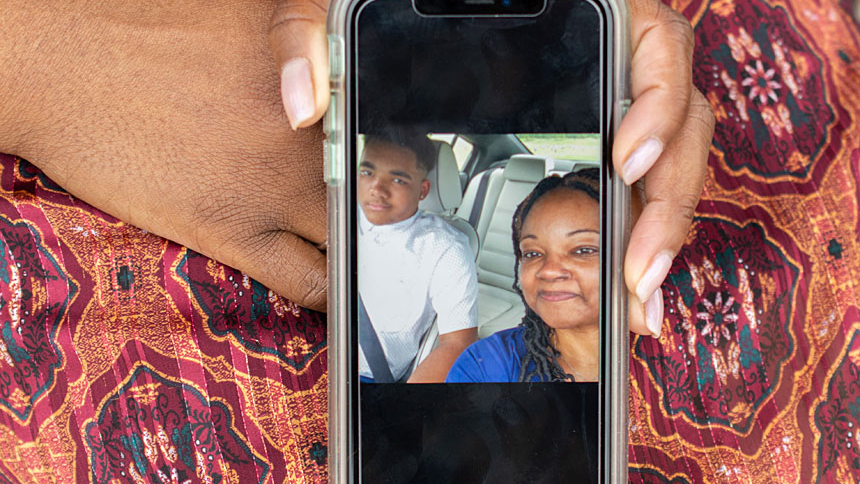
[328,35,345,82]
[323,138,332,184]
[324,138,342,185]
[325,92,339,137]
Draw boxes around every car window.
[451,137,474,170]
[516,133,600,162]
[429,134,474,170]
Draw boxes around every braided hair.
[511,168,600,382]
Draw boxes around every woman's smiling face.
[518,187,600,331]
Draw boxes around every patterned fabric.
[629,0,860,482]
[0,0,858,482]
[0,157,328,483]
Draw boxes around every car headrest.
[548,159,575,175]
[503,154,548,182]
[419,141,463,213]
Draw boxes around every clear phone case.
[325,0,631,480]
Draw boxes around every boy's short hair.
[364,127,436,175]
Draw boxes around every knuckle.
[647,193,700,247]
[675,191,701,224]
[267,0,329,62]
[667,92,693,128]
[189,189,284,254]
[629,0,664,21]
[662,7,695,52]
[297,257,328,310]
[693,89,717,132]
[212,216,273,257]
[249,229,328,310]
[689,87,709,112]
[687,88,716,146]
[646,175,703,228]
[269,0,328,35]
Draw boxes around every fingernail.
[635,250,673,303]
[622,137,663,185]
[644,289,664,338]
[281,58,315,129]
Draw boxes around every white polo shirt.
[358,208,478,380]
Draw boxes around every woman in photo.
[447,169,600,382]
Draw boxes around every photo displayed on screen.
[356,131,602,384]
[352,0,606,480]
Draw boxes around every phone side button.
[323,139,332,185]
[328,35,344,81]
[325,92,339,137]
[621,98,632,117]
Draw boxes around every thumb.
[269,0,331,130]
[241,230,328,312]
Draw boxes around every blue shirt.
[446,326,539,383]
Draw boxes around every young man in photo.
[357,129,478,383]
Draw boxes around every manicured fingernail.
[622,137,663,185]
[644,289,664,338]
[635,250,673,303]
[281,58,315,129]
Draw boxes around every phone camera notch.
[413,0,545,17]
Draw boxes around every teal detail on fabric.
[715,246,738,287]
[173,423,195,469]
[739,326,762,369]
[0,241,8,285]
[250,280,270,321]
[828,238,843,260]
[849,396,860,419]
[121,433,147,476]
[697,342,715,387]
[2,322,29,363]
[670,270,695,307]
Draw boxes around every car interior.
[409,134,599,377]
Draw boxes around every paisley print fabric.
[630,0,860,481]
[0,158,327,484]
[0,0,858,481]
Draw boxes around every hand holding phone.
[617,0,715,339]
[329,0,631,481]
[271,0,714,331]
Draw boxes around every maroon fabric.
[629,0,860,481]
[0,156,327,484]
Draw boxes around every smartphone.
[325,0,630,481]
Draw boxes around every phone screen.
[350,0,607,481]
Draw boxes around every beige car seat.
[409,141,480,376]
[457,155,548,338]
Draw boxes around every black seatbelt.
[467,169,493,229]
[358,295,394,383]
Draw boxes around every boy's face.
[358,141,431,226]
